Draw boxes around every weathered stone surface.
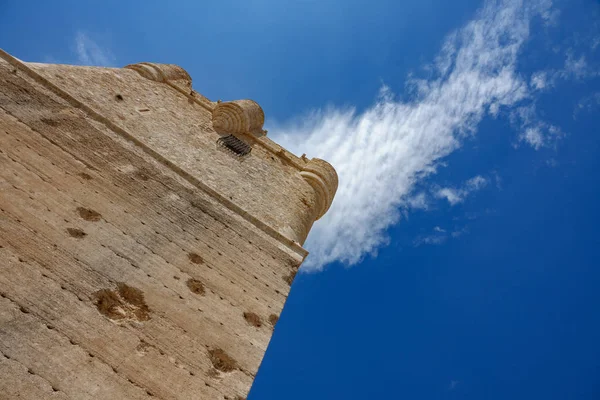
[0,49,337,399]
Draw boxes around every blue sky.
[2,0,600,398]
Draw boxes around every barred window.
[217,134,252,157]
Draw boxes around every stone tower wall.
[0,50,337,400]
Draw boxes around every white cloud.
[451,227,469,238]
[74,32,115,67]
[405,192,429,210]
[562,53,589,79]
[435,175,489,206]
[520,127,545,149]
[530,50,599,91]
[510,104,563,149]
[413,234,447,247]
[436,188,462,206]
[272,0,555,270]
[413,225,468,247]
[467,175,488,190]
[574,91,600,117]
[530,71,548,90]
[540,6,560,27]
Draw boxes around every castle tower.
[0,49,337,399]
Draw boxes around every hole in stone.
[243,312,262,328]
[40,118,59,127]
[135,170,150,181]
[283,269,297,286]
[208,348,238,372]
[268,314,279,327]
[76,207,102,222]
[117,283,150,319]
[188,252,203,264]
[92,283,150,321]
[115,94,124,101]
[93,289,121,319]
[66,227,87,238]
[78,172,93,180]
[186,278,205,296]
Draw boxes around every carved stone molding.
[212,100,265,136]
[300,158,338,220]
[125,62,192,91]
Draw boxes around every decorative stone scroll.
[212,100,265,136]
[300,158,338,220]
[124,62,192,91]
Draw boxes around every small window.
[217,135,252,157]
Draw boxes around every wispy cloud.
[510,104,563,149]
[562,52,590,79]
[413,233,448,247]
[530,51,599,91]
[435,176,488,206]
[413,226,469,247]
[74,31,115,67]
[273,0,556,270]
[530,71,548,90]
[574,91,600,118]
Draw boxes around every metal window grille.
[217,135,252,157]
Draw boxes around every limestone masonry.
[0,49,337,399]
